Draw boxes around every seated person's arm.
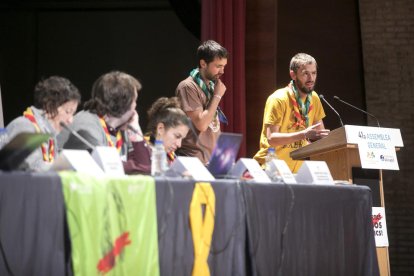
[124,140,151,174]
[122,111,151,174]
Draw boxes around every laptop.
[0,132,50,171]
[207,132,243,178]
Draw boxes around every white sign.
[169,156,215,181]
[51,149,104,176]
[92,146,125,176]
[345,125,403,147]
[344,125,402,170]
[358,140,399,170]
[295,161,334,185]
[229,158,271,183]
[372,207,389,247]
[268,159,297,184]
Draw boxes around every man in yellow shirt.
[254,53,330,172]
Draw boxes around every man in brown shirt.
[175,40,228,164]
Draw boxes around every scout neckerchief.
[99,116,123,153]
[23,107,55,162]
[288,80,313,129]
[167,151,176,164]
[190,68,228,125]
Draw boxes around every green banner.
[59,172,160,276]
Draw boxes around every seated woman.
[144,97,191,164]
[58,71,152,174]
[6,76,81,171]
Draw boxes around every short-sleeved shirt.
[254,86,326,172]
[175,76,220,164]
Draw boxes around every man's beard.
[295,79,315,94]
[205,71,221,82]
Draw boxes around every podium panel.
[290,125,400,276]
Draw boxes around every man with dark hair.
[175,40,228,164]
[254,53,330,172]
[59,71,151,174]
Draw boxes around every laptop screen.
[207,132,242,178]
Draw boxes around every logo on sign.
[366,151,375,159]
[372,213,384,237]
[380,155,395,162]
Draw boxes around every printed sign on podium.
[345,125,402,170]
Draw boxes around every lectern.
[291,125,403,276]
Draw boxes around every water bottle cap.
[154,139,163,145]
[268,147,275,153]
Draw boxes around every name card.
[372,207,389,247]
[295,161,334,185]
[169,156,215,181]
[51,149,104,175]
[92,146,125,176]
[268,159,297,184]
[229,158,271,183]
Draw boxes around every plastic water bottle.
[265,147,281,182]
[0,128,8,150]
[151,139,168,176]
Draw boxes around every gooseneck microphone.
[59,122,95,150]
[333,96,380,127]
[319,94,344,127]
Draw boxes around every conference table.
[0,171,379,276]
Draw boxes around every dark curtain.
[168,0,201,39]
[201,0,247,157]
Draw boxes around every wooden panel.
[245,0,277,158]
[377,247,390,276]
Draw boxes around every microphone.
[319,94,344,127]
[333,96,380,127]
[59,122,95,150]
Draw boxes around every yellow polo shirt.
[254,87,326,172]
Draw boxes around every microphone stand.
[333,96,380,127]
[319,94,344,127]
[60,122,95,150]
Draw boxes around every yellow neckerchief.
[23,107,54,162]
[99,116,123,153]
